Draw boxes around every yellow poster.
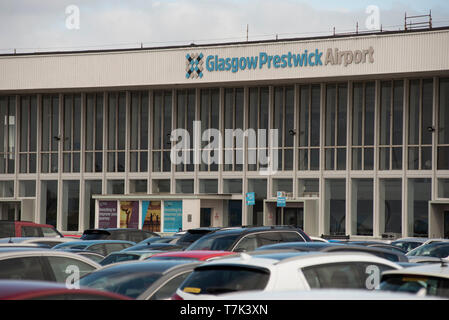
[142,201,161,232]
[120,201,139,229]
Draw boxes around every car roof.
[55,240,135,246]
[150,250,235,260]
[196,226,304,238]
[196,251,401,270]
[382,262,449,279]
[0,247,48,253]
[0,248,101,267]
[0,237,71,243]
[257,242,344,251]
[97,259,201,274]
[0,280,131,300]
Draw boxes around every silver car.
[0,247,100,283]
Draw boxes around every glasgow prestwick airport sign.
[185,47,374,79]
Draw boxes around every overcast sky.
[1,0,449,53]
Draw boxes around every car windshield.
[179,266,270,295]
[177,231,212,244]
[392,241,423,252]
[79,269,162,298]
[137,237,173,245]
[186,234,239,251]
[380,275,449,298]
[53,243,88,250]
[407,243,449,258]
[100,254,140,266]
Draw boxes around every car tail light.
[171,293,184,300]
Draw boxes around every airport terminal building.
[1,27,449,239]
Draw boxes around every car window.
[179,266,270,295]
[88,244,106,255]
[104,243,132,255]
[187,234,239,251]
[100,254,140,266]
[256,232,282,247]
[46,256,97,283]
[78,253,104,264]
[233,235,258,252]
[0,257,48,281]
[21,226,42,237]
[149,271,192,300]
[113,232,128,241]
[280,231,304,242]
[41,227,60,237]
[408,243,449,258]
[302,262,395,290]
[380,275,449,298]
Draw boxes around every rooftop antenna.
[246,24,249,42]
[356,21,359,34]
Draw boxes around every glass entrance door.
[200,208,211,227]
[276,207,304,229]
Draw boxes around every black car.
[79,260,201,299]
[175,228,222,249]
[80,228,159,243]
[185,226,311,252]
[256,242,409,263]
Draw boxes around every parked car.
[407,242,449,259]
[135,236,180,246]
[185,226,311,252]
[255,241,409,263]
[0,248,100,282]
[149,250,236,262]
[0,237,75,248]
[379,261,449,298]
[52,240,135,256]
[122,242,185,252]
[175,228,222,249]
[100,250,163,266]
[80,228,159,243]
[80,260,201,299]
[173,251,401,300]
[0,221,63,238]
[0,280,131,300]
[347,241,408,254]
[391,237,428,253]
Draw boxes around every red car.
[0,280,131,300]
[0,221,63,238]
[148,250,236,261]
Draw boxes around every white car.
[380,261,449,298]
[174,251,402,300]
[207,289,442,300]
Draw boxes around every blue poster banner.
[163,201,183,232]
[246,192,255,206]
[277,196,286,207]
